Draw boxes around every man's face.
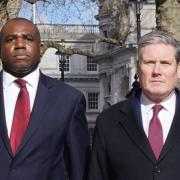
[0,19,44,77]
[138,43,180,103]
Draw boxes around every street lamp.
[55,51,68,82]
[129,0,146,42]
[55,39,70,82]
[126,0,146,98]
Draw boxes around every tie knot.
[153,104,163,115]
[15,79,26,88]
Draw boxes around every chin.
[150,91,171,100]
[149,89,166,95]
[12,67,37,77]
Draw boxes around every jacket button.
[154,166,161,173]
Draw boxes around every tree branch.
[43,41,96,57]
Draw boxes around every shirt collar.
[3,68,40,88]
[140,92,176,114]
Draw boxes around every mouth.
[14,55,28,59]
[13,53,30,60]
[151,80,164,84]
[13,49,30,57]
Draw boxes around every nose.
[14,37,26,49]
[152,62,161,75]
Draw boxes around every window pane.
[59,55,70,72]
[87,57,97,72]
[88,92,98,109]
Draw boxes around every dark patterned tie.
[10,79,30,155]
[148,104,163,159]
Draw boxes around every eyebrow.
[5,33,33,37]
[3,33,35,41]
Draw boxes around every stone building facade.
[95,0,156,111]
[38,24,100,131]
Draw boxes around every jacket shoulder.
[96,98,132,126]
[40,73,83,96]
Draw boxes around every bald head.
[0,18,41,44]
[0,17,44,78]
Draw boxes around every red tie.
[148,104,163,159]
[10,79,30,155]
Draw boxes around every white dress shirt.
[3,68,40,137]
[140,92,176,143]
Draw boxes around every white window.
[59,55,70,72]
[88,92,99,110]
[87,57,98,72]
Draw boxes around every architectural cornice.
[94,44,137,62]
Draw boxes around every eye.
[144,60,155,65]
[147,61,154,64]
[161,60,171,65]
[24,34,33,41]
[4,35,15,42]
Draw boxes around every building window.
[88,92,98,110]
[87,57,98,72]
[59,55,70,72]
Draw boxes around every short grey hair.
[138,31,180,64]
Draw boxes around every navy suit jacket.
[89,89,180,180]
[0,71,90,180]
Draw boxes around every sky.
[18,0,99,25]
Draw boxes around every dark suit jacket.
[0,71,90,180]
[89,89,180,180]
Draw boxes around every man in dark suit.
[0,18,89,180]
[89,31,180,180]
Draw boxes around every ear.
[39,42,45,57]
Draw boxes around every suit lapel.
[159,90,180,161]
[0,72,13,156]
[118,93,156,163]
[16,73,56,154]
